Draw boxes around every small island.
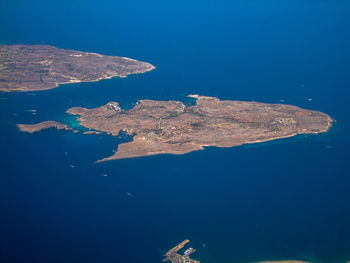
[17,121,71,133]
[17,95,332,162]
[0,45,155,92]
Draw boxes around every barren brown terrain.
[17,95,332,162]
[0,45,155,92]
[67,95,332,162]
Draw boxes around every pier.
[163,240,199,263]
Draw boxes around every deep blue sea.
[1,1,350,263]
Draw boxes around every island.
[0,44,155,92]
[17,121,71,133]
[17,95,332,162]
[163,240,199,263]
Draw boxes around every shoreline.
[0,64,156,93]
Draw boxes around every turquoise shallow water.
[1,1,350,263]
